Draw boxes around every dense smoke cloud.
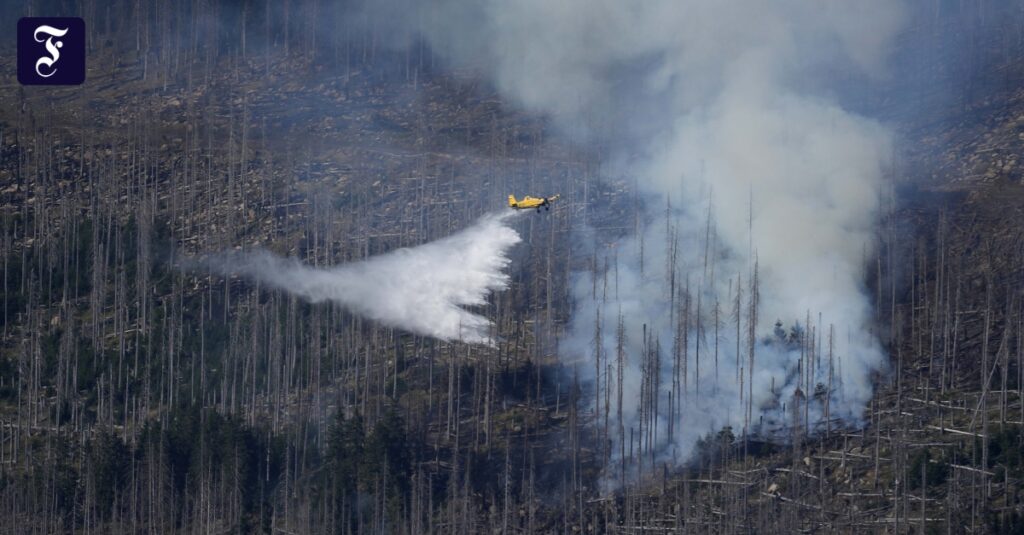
[189,213,521,345]
[344,0,908,475]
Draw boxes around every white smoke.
[192,213,521,345]
[344,0,908,473]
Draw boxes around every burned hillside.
[1,1,1024,534]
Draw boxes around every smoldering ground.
[336,0,912,480]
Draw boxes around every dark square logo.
[17,17,86,85]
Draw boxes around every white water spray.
[190,212,521,345]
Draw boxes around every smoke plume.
[189,213,521,345]
[343,0,908,474]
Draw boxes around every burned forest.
[2,0,1024,533]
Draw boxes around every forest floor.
[602,62,1024,534]
[1,27,1023,534]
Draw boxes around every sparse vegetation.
[1,0,1024,533]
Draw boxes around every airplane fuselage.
[508,194,559,211]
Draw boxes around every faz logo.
[17,17,86,85]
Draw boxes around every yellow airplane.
[508,194,560,212]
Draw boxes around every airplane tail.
[508,195,518,207]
